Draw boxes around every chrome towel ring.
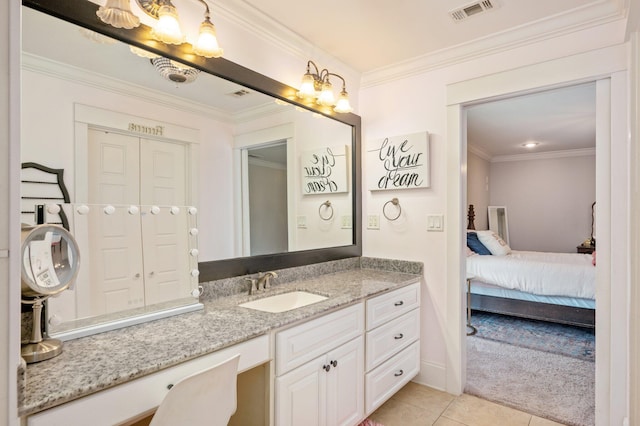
[319,200,334,221]
[383,198,401,221]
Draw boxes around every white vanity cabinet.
[364,282,421,414]
[275,303,365,426]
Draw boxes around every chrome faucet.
[257,271,278,291]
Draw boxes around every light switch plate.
[427,214,444,231]
[367,215,380,230]
[297,215,307,228]
[341,215,352,229]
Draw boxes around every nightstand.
[577,244,595,254]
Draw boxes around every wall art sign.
[367,131,430,191]
[300,145,348,195]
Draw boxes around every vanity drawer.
[276,303,364,375]
[366,308,419,371]
[366,282,420,330]
[365,340,420,414]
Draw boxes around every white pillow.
[476,230,511,256]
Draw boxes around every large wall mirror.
[21,0,361,337]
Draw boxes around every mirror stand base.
[21,339,63,364]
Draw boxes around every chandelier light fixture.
[297,60,353,114]
[96,0,141,29]
[192,0,224,58]
[151,57,200,83]
[95,0,223,58]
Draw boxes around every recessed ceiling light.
[522,142,539,148]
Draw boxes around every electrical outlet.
[427,214,444,231]
[341,215,352,229]
[297,215,307,229]
[367,214,380,230]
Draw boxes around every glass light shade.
[333,90,353,113]
[96,0,140,29]
[317,81,335,106]
[129,45,159,59]
[151,4,185,45]
[193,20,223,58]
[298,73,317,99]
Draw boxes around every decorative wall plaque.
[300,145,348,195]
[367,131,430,191]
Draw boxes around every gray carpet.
[466,336,595,426]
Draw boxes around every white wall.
[360,21,628,404]
[5,1,21,424]
[489,154,595,252]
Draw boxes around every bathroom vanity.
[21,259,421,426]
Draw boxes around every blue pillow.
[467,232,492,255]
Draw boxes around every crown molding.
[22,52,237,123]
[490,147,596,163]
[361,0,627,87]
[468,143,492,161]
[214,1,360,80]
[248,156,287,170]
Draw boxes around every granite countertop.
[20,265,421,417]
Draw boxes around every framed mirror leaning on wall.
[487,206,509,245]
[21,0,361,337]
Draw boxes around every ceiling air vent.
[227,89,251,98]
[449,0,497,22]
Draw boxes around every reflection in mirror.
[488,206,509,245]
[21,1,361,338]
[246,143,288,256]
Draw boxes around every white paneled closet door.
[87,129,190,313]
[139,138,191,306]
[87,129,144,314]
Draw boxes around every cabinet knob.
[330,360,338,367]
[323,364,331,372]
[394,369,404,377]
[394,333,404,340]
[394,301,404,306]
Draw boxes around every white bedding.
[466,250,595,300]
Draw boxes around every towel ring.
[319,200,334,221]
[383,198,401,221]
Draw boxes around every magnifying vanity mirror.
[21,0,361,338]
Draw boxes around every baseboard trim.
[412,359,446,392]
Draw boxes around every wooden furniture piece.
[577,244,595,254]
[466,205,595,328]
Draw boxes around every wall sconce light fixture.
[96,0,223,58]
[297,60,353,113]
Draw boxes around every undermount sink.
[238,291,328,313]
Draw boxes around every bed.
[466,205,595,328]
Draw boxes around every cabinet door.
[275,355,327,426]
[326,336,364,426]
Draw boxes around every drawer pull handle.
[323,364,331,372]
[394,301,404,306]
[394,333,404,340]
[330,360,338,367]
[394,370,404,377]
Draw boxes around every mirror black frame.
[22,0,362,281]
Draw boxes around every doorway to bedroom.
[463,82,597,426]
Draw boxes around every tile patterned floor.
[368,382,566,426]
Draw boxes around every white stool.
[149,354,240,426]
